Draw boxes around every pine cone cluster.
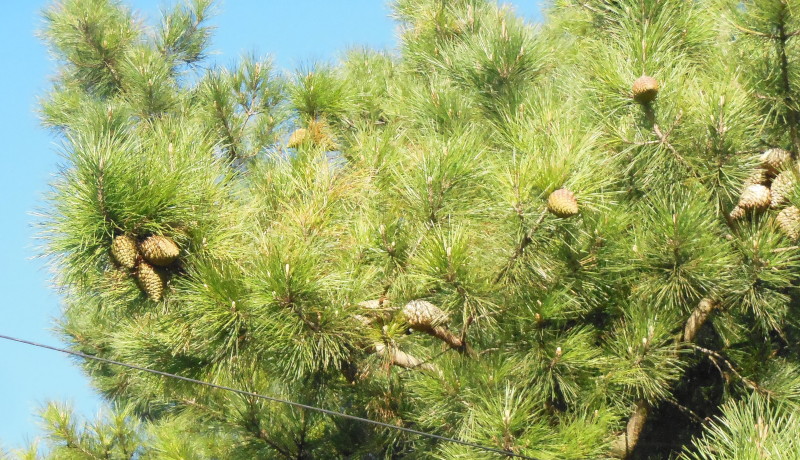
[632,76,659,104]
[547,188,579,218]
[109,233,181,301]
[731,148,797,221]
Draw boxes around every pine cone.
[139,235,180,266]
[632,76,659,104]
[287,128,308,148]
[777,206,800,240]
[402,300,448,330]
[136,262,165,301]
[744,169,769,187]
[760,148,792,176]
[287,120,337,150]
[402,300,465,349]
[547,188,579,218]
[729,205,745,221]
[110,234,138,269]
[770,170,796,208]
[308,119,338,151]
[738,184,771,211]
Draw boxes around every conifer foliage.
[13,0,800,458]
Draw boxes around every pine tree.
[15,0,800,458]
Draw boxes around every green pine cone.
[547,188,579,218]
[136,262,165,301]
[139,235,180,266]
[110,234,138,269]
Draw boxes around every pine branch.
[375,342,440,374]
[641,108,700,178]
[75,17,122,90]
[417,324,464,348]
[296,411,309,460]
[610,399,648,459]
[611,298,719,458]
[682,298,718,343]
[494,207,547,283]
[775,11,800,153]
[685,344,775,397]
[254,426,294,458]
[212,100,240,160]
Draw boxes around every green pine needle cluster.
[11,0,800,458]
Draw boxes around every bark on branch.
[374,342,440,374]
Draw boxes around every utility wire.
[0,333,538,460]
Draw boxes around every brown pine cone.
[770,170,796,208]
[760,148,792,176]
[777,206,800,240]
[738,184,771,211]
[632,76,659,104]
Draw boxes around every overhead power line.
[0,333,538,460]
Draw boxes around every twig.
[651,114,696,176]
[400,347,451,375]
[730,21,774,38]
[685,344,774,396]
[213,100,240,160]
[665,397,711,425]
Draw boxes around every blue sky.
[0,0,542,449]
